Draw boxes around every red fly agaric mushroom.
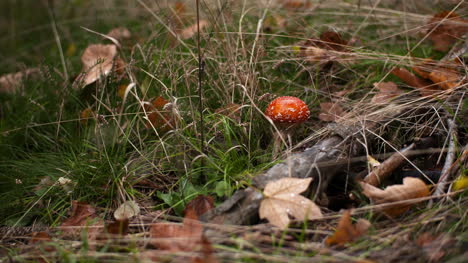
[265,96,310,156]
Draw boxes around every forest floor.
[0,0,467,262]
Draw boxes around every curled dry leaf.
[0,68,40,94]
[74,44,118,87]
[360,177,430,217]
[426,11,468,52]
[371,82,403,103]
[183,195,215,219]
[412,59,463,91]
[143,96,176,132]
[325,210,371,247]
[106,27,131,41]
[114,200,140,220]
[179,20,209,40]
[318,102,345,122]
[391,67,437,97]
[259,177,322,229]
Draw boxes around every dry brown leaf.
[390,67,437,97]
[318,102,345,122]
[280,0,312,10]
[0,68,40,94]
[74,44,118,87]
[59,201,103,242]
[149,208,218,262]
[371,82,403,103]
[325,210,371,247]
[259,177,322,229]
[183,195,215,219]
[179,20,209,40]
[80,108,94,125]
[106,27,131,41]
[360,177,430,217]
[30,232,51,244]
[143,96,175,132]
[412,59,463,91]
[426,11,468,52]
[427,68,462,90]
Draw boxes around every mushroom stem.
[272,124,296,158]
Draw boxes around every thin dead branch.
[433,119,458,197]
[363,137,437,186]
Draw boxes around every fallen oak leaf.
[325,210,371,247]
[371,82,403,103]
[360,177,430,217]
[259,177,322,229]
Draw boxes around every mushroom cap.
[265,96,310,123]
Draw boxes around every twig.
[196,0,206,183]
[363,137,436,186]
[446,143,468,199]
[433,119,458,198]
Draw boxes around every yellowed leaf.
[360,177,430,217]
[367,155,381,168]
[259,177,322,229]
